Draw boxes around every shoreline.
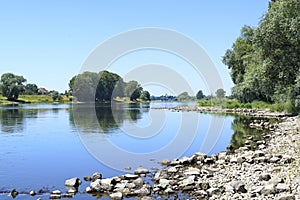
[2,108,299,199]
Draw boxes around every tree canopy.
[70,70,147,102]
[223,0,300,106]
[0,73,26,100]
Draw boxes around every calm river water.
[0,102,258,199]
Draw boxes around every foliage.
[223,0,300,112]
[70,71,145,102]
[124,80,142,101]
[176,92,195,101]
[24,83,38,95]
[215,88,226,98]
[0,73,26,101]
[140,91,150,101]
[51,91,61,101]
[196,90,205,99]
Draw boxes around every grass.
[0,94,72,104]
[198,98,298,113]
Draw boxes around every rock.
[275,183,290,192]
[50,194,61,199]
[237,156,245,164]
[159,159,171,165]
[231,181,247,193]
[196,190,208,197]
[135,186,150,196]
[100,178,113,190]
[276,194,296,200]
[270,156,281,163]
[207,187,219,196]
[261,184,275,195]
[110,192,123,200]
[181,175,195,186]
[184,167,201,175]
[133,177,144,186]
[84,176,92,182]
[259,173,271,181]
[230,157,238,163]
[10,189,18,198]
[204,157,215,164]
[251,185,264,194]
[165,187,175,193]
[61,193,74,198]
[134,167,149,175]
[158,178,170,189]
[124,174,139,180]
[67,188,77,194]
[92,172,102,181]
[200,182,210,190]
[90,179,101,191]
[124,166,132,170]
[29,190,36,196]
[51,190,61,195]
[85,186,93,193]
[65,177,82,187]
[254,150,265,157]
[167,166,177,173]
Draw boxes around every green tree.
[140,91,150,101]
[215,88,226,98]
[24,83,38,95]
[223,0,300,104]
[52,91,61,101]
[124,80,142,101]
[176,92,190,101]
[196,90,205,99]
[0,73,26,101]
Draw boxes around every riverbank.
[153,105,297,118]
[3,108,299,199]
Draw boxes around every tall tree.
[196,90,205,99]
[215,88,226,98]
[1,73,26,101]
[24,83,38,95]
[124,80,142,101]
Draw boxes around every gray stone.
[259,173,271,181]
[231,181,247,193]
[270,156,281,163]
[159,178,170,189]
[275,183,290,192]
[254,150,265,157]
[207,187,219,196]
[61,193,74,198]
[91,172,102,181]
[184,167,201,175]
[110,192,123,200]
[230,157,238,163]
[50,194,61,199]
[167,166,177,173]
[237,156,245,164]
[85,186,93,193]
[124,174,139,180]
[134,167,149,175]
[181,175,195,186]
[51,190,61,195]
[165,187,174,193]
[133,177,144,186]
[159,159,171,165]
[276,194,296,200]
[90,179,101,191]
[261,184,275,195]
[29,190,36,196]
[10,189,18,198]
[124,166,132,170]
[65,177,81,187]
[84,176,92,182]
[135,187,150,196]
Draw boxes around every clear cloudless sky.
[0,1,270,95]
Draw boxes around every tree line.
[69,70,150,102]
[222,0,300,110]
[0,73,63,101]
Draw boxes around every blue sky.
[0,1,269,95]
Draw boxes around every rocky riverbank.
[5,112,300,199]
[153,106,296,118]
